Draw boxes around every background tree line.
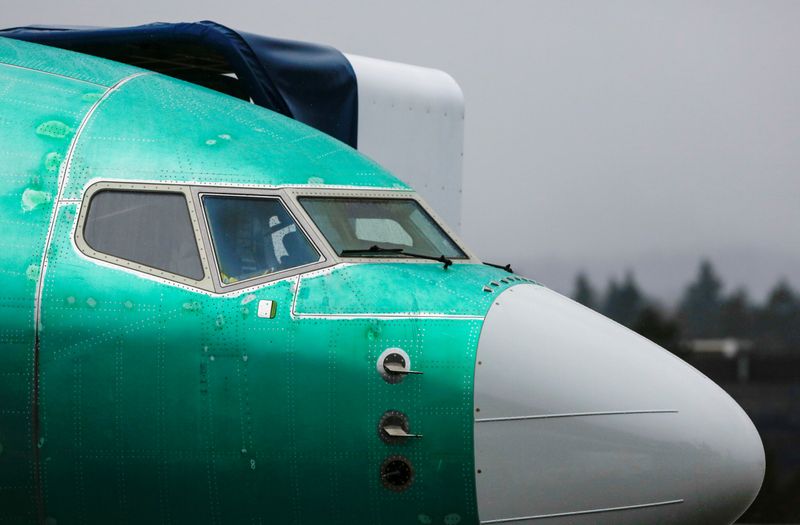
[571,260,800,354]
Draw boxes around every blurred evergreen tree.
[719,289,754,340]
[633,306,681,351]
[571,272,597,310]
[756,280,800,352]
[571,261,800,354]
[678,260,723,339]
[602,271,645,328]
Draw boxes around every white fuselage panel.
[346,54,464,231]
[473,284,764,524]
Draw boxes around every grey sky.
[6,1,800,303]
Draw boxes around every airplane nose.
[474,284,765,525]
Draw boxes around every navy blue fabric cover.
[0,21,358,147]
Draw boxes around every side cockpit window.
[83,190,205,280]
[76,184,329,291]
[202,195,321,285]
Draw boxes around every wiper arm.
[483,261,513,273]
[401,250,453,270]
[340,245,403,256]
[340,245,453,270]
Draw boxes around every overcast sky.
[5,1,800,303]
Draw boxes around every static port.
[380,456,414,492]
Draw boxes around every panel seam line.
[475,409,679,423]
[480,499,684,523]
[30,70,150,523]
[0,61,110,87]
[33,71,150,331]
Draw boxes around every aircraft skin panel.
[0,38,505,524]
[294,263,514,317]
[0,37,141,88]
[38,200,498,522]
[0,55,110,523]
[61,73,407,201]
[19,44,514,517]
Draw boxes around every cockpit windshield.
[299,197,467,260]
[203,195,321,284]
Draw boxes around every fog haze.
[6,1,799,302]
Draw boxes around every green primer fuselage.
[0,38,524,524]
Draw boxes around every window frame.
[74,181,215,291]
[75,183,477,294]
[285,187,477,265]
[191,186,334,293]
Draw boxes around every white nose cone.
[474,285,764,525]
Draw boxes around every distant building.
[686,338,754,358]
[685,338,754,383]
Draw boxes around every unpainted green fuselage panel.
[0,37,522,525]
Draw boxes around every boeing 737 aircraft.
[0,31,764,525]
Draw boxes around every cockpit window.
[299,197,466,259]
[203,195,321,284]
[84,190,204,280]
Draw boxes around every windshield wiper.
[340,245,403,256]
[483,261,513,273]
[340,245,453,270]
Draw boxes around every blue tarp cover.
[0,21,358,147]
